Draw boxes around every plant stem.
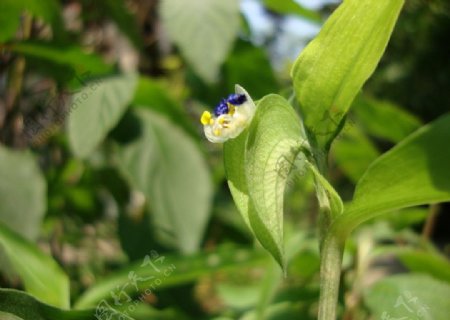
[318,234,345,320]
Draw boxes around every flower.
[200,85,256,143]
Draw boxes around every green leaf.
[262,0,321,23]
[244,94,304,269]
[115,109,212,253]
[0,0,64,42]
[334,114,450,236]
[365,274,450,320]
[0,145,46,240]
[291,0,404,148]
[75,245,268,308]
[353,95,422,143]
[0,289,94,320]
[68,73,137,158]
[0,223,69,308]
[160,0,240,83]
[10,41,112,75]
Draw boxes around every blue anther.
[214,99,229,116]
[227,93,246,105]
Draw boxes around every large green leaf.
[68,73,137,158]
[10,42,111,75]
[0,145,46,240]
[75,245,268,308]
[116,109,212,253]
[0,223,69,308]
[160,0,240,83]
[334,114,450,236]
[291,0,404,149]
[365,274,450,320]
[227,94,304,269]
[0,289,94,320]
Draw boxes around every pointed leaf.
[291,0,404,148]
[116,109,212,253]
[0,223,69,308]
[160,0,240,83]
[68,73,137,158]
[334,114,450,236]
[245,94,304,269]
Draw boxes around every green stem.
[311,145,345,320]
[318,234,345,320]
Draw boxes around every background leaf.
[397,250,450,283]
[331,122,379,182]
[68,73,137,158]
[0,0,64,42]
[352,95,422,143]
[291,0,404,148]
[160,0,240,83]
[0,289,93,320]
[0,223,69,308]
[364,274,450,320]
[0,146,46,240]
[262,0,321,23]
[10,42,111,75]
[75,245,267,308]
[335,113,450,236]
[116,109,212,253]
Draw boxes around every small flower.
[200,85,256,143]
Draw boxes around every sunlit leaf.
[115,109,212,253]
[160,0,240,83]
[68,73,137,158]
[0,224,69,308]
[291,0,404,148]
